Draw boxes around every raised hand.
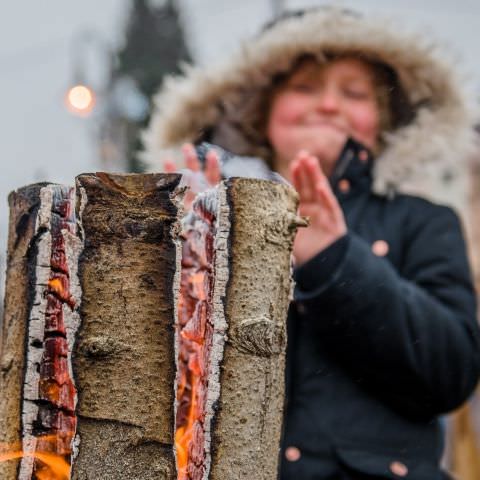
[164,143,222,209]
[290,150,347,266]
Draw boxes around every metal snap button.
[296,303,307,314]
[338,179,350,193]
[285,446,301,462]
[359,150,369,162]
[371,240,389,256]
[389,460,408,476]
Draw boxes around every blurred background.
[1,0,480,280]
[1,0,480,476]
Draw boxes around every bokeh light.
[65,84,95,116]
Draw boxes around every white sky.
[1,0,480,295]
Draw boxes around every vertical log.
[1,174,299,480]
[174,179,299,480]
[0,184,81,480]
[0,184,46,480]
[208,178,299,480]
[20,185,80,480]
[71,173,183,480]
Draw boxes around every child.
[144,8,480,479]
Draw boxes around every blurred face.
[266,57,381,178]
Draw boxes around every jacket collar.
[330,138,373,198]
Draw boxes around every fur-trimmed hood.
[143,7,477,210]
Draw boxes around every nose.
[314,87,340,113]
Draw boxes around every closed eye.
[290,83,315,93]
[342,87,371,100]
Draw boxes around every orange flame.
[175,201,216,479]
[48,278,76,309]
[176,379,198,478]
[0,436,71,480]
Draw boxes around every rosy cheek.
[348,108,379,147]
[269,94,306,126]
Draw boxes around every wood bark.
[208,178,299,480]
[174,178,300,480]
[71,173,183,480]
[0,184,81,480]
[0,184,47,480]
[1,174,300,480]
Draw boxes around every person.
[143,7,480,479]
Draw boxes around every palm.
[290,151,347,265]
[164,144,222,209]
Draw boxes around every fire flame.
[48,278,76,309]
[0,190,77,480]
[175,207,214,479]
[175,379,198,476]
[0,436,70,480]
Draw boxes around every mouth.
[302,120,346,132]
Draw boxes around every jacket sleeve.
[294,204,480,418]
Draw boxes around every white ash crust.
[19,185,81,478]
[64,229,83,354]
[171,184,185,475]
[75,186,88,241]
[63,188,82,466]
[71,184,87,463]
[202,183,230,480]
[19,186,53,480]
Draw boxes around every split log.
[71,173,182,480]
[176,178,299,480]
[0,184,81,479]
[0,173,300,480]
[208,179,299,480]
[0,174,184,480]
[0,183,48,480]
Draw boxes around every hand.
[164,143,222,209]
[290,150,347,266]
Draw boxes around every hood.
[143,7,477,210]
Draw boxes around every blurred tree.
[113,0,192,172]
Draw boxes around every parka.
[143,7,480,479]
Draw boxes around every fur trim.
[142,7,476,210]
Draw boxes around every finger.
[182,143,201,172]
[314,178,343,218]
[290,156,302,191]
[292,151,314,201]
[184,190,196,210]
[205,149,222,185]
[290,161,304,199]
[305,154,326,186]
[164,159,177,173]
[302,154,325,200]
[300,155,336,209]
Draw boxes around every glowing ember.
[176,199,216,480]
[29,188,78,478]
[3,187,79,480]
[0,436,70,480]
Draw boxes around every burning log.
[0,174,300,480]
[175,178,299,479]
[0,184,81,480]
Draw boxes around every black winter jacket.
[279,139,480,480]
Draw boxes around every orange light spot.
[65,84,95,117]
